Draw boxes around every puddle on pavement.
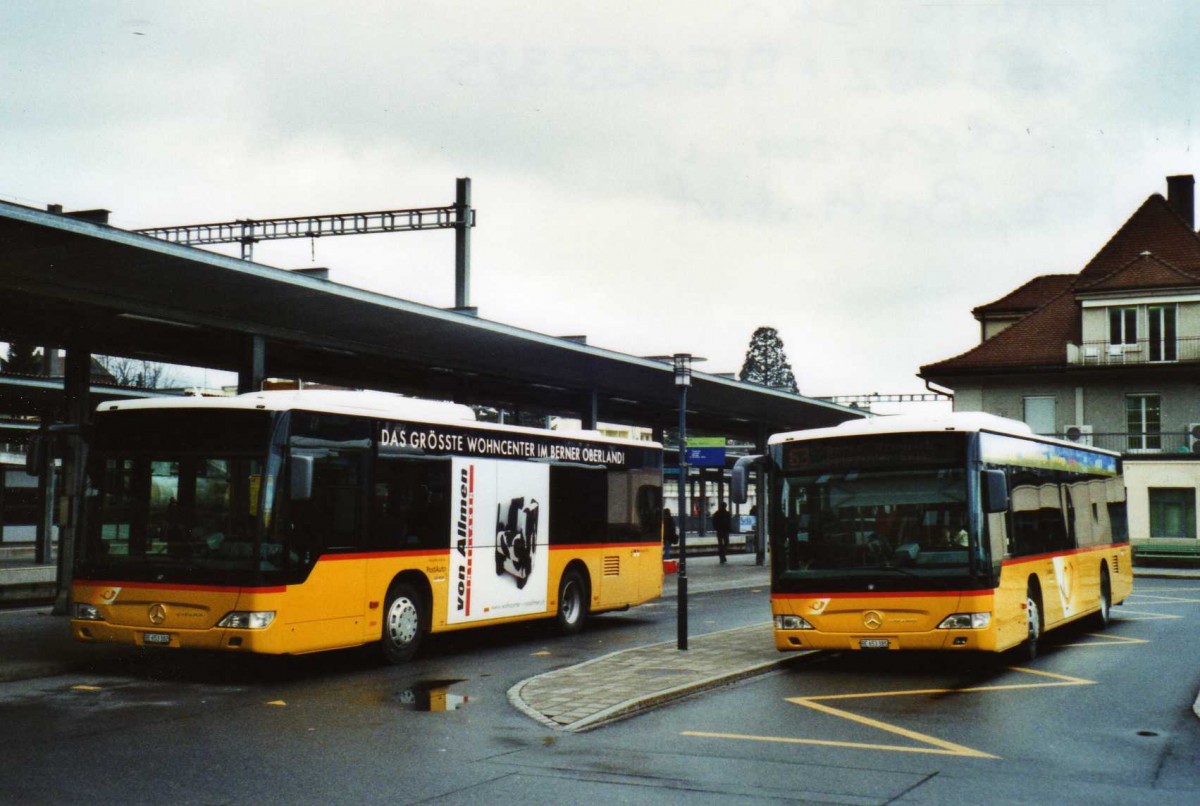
[391,679,470,712]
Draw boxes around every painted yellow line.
[1056,633,1150,648]
[789,697,1000,759]
[686,667,1096,760]
[681,730,998,759]
[1116,609,1184,621]
[1127,595,1200,604]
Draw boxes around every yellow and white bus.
[734,413,1131,657]
[70,391,663,662]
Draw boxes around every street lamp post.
[674,353,691,651]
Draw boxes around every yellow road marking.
[684,666,1096,760]
[1127,594,1200,604]
[1056,632,1149,648]
[681,729,997,758]
[1115,609,1184,621]
[71,685,102,692]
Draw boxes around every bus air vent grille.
[1112,554,1120,574]
[603,556,621,576]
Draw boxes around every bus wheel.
[555,568,589,635]
[1095,567,1113,628]
[1023,586,1042,660]
[381,583,425,664]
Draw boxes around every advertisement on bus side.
[447,457,550,625]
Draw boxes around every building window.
[1147,304,1178,362]
[1108,306,1138,346]
[1126,394,1162,451]
[1148,487,1196,538]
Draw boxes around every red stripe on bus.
[466,464,474,617]
[551,542,660,551]
[1001,543,1126,566]
[320,549,447,561]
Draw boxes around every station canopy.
[0,199,862,439]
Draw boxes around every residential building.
[921,175,1200,554]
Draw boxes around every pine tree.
[1,341,42,374]
[738,327,799,393]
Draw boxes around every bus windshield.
[81,409,276,584]
[776,462,978,589]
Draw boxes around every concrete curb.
[507,623,812,732]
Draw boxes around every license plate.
[859,638,890,649]
[144,632,172,645]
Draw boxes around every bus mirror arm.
[290,455,314,501]
[731,455,765,505]
[982,469,1008,513]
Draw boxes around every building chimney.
[1166,174,1194,228]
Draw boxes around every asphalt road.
[0,581,1196,804]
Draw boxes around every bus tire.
[1022,584,1043,660]
[555,567,589,635]
[1094,566,1113,628]
[381,583,425,664]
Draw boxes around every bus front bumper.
[71,619,287,653]
[775,628,998,652]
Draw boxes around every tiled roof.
[1077,252,1200,292]
[972,274,1075,317]
[921,188,1200,380]
[922,286,1080,375]
[1076,193,1200,283]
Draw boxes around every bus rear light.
[775,615,814,630]
[73,604,103,621]
[217,611,276,629]
[937,612,991,630]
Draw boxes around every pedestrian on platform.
[662,508,678,560]
[713,502,732,564]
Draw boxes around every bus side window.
[372,457,450,550]
[1009,474,1069,557]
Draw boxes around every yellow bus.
[733,413,1131,658]
[70,391,663,662]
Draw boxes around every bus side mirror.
[290,455,314,500]
[731,455,764,505]
[982,469,1008,513]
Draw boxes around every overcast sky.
[3,1,1199,397]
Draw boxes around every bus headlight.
[217,611,276,629]
[73,603,103,621]
[774,614,814,630]
[937,612,991,630]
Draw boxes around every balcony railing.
[1068,338,1200,366]
[1040,431,1196,455]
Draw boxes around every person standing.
[662,508,678,560]
[712,502,732,564]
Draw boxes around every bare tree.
[96,356,178,389]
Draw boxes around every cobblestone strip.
[508,622,801,732]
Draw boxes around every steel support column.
[52,342,91,613]
[238,334,267,394]
[755,424,768,566]
[455,177,472,310]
